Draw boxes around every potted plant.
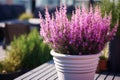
[39,5,118,80]
[0,29,52,80]
[96,42,109,72]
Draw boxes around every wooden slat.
[105,72,115,80]
[30,65,55,80]
[46,72,57,80]
[114,73,120,80]
[54,77,58,80]
[38,67,56,80]
[97,74,106,80]
[94,73,99,80]
[14,60,54,80]
[23,64,54,80]
[96,72,109,80]
[94,72,102,80]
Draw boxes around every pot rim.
[51,50,101,59]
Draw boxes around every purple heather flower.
[39,5,118,55]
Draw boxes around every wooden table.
[14,60,120,80]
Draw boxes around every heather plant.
[39,5,118,55]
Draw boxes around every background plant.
[100,42,109,60]
[100,0,120,35]
[0,29,52,73]
[19,13,33,21]
[39,5,118,55]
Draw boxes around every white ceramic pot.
[50,50,101,80]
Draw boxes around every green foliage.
[99,56,107,60]
[67,14,72,20]
[20,29,52,69]
[19,13,33,21]
[100,0,120,36]
[0,29,52,73]
[100,42,109,60]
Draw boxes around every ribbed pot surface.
[51,50,101,80]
